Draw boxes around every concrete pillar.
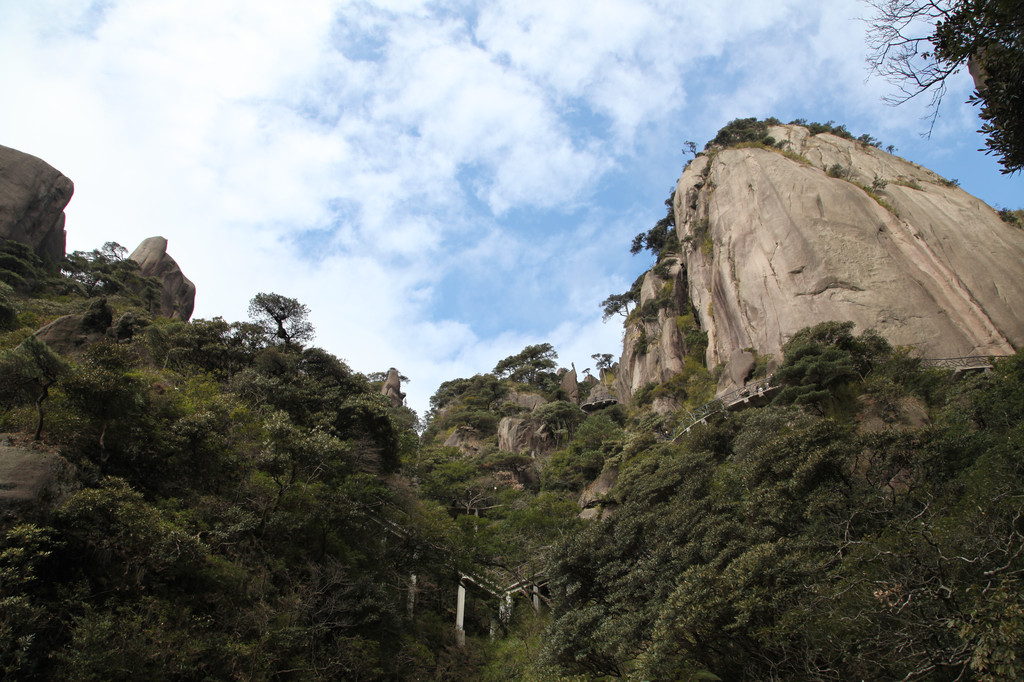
[455,581,467,647]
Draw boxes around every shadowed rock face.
[129,236,196,321]
[0,145,73,266]
[0,435,78,514]
[618,124,1024,400]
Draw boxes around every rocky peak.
[381,367,405,407]
[128,236,196,321]
[617,123,1024,401]
[0,144,73,266]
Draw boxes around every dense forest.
[3,119,1024,679]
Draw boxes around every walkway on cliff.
[672,355,1004,439]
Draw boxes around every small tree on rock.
[248,293,315,349]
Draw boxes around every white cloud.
[1,0,1019,419]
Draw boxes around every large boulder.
[32,298,114,354]
[0,145,73,266]
[0,434,78,516]
[501,390,546,412]
[497,417,553,456]
[128,236,196,321]
[578,467,618,520]
[443,426,485,456]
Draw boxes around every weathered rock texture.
[443,426,485,456]
[497,417,553,456]
[33,298,115,355]
[501,390,545,413]
[560,365,579,404]
[0,145,73,265]
[618,124,1024,400]
[578,467,618,520]
[381,368,405,407]
[0,435,78,514]
[129,236,196,321]
[615,255,692,399]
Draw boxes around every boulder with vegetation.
[127,236,196,321]
[0,145,73,267]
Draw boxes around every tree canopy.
[247,292,315,348]
[866,0,1024,173]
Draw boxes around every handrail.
[671,354,1011,438]
[920,356,996,370]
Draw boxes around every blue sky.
[2,0,1020,416]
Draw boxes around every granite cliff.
[0,144,73,266]
[617,123,1024,401]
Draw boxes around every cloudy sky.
[2,0,1021,416]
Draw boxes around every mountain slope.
[619,123,1024,400]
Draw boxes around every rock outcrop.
[443,426,485,456]
[497,417,553,456]
[0,145,73,266]
[33,298,115,354]
[0,435,78,515]
[381,368,405,407]
[128,237,196,321]
[559,365,579,404]
[615,255,692,399]
[578,467,618,520]
[618,124,1024,400]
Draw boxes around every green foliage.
[788,118,855,140]
[0,337,68,439]
[247,291,314,348]
[705,117,781,149]
[868,0,1024,173]
[61,243,159,308]
[493,343,558,390]
[630,191,677,259]
[999,208,1024,229]
[0,239,56,293]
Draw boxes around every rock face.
[0,145,73,266]
[618,124,1024,400]
[578,467,618,520]
[560,365,579,404]
[502,390,545,413]
[443,426,485,456]
[128,237,196,321]
[497,417,553,456]
[615,255,692,399]
[0,435,78,514]
[381,368,405,407]
[33,298,115,354]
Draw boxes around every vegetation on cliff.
[3,113,1024,679]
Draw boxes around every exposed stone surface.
[615,256,690,400]
[725,349,756,392]
[578,467,618,520]
[497,417,553,456]
[33,298,115,354]
[381,368,405,407]
[443,426,484,456]
[0,145,73,265]
[502,390,545,413]
[617,124,1024,401]
[128,236,196,321]
[0,434,78,514]
[560,365,579,404]
[581,381,617,412]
